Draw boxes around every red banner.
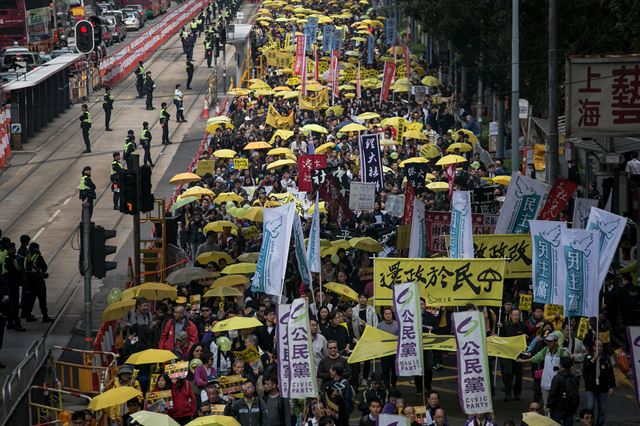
[403,44,411,79]
[402,183,415,225]
[330,50,339,97]
[425,211,498,254]
[537,178,578,220]
[301,54,308,96]
[294,34,306,76]
[380,61,396,103]
[297,154,327,192]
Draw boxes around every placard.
[518,294,532,312]
[146,390,173,410]
[385,194,405,218]
[196,159,215,177]
[234,158,248,169]
[165,361,189,379]
[218,375,247,396]
[348,182,376,210]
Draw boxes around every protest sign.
[408,199,426,258]
[530,220,566,304]
[189,294,201,316]
[471,234,532,278]
[300,88,329,111]
[572,198,598,229]
[307,195,321,273]
[165,361,188,380]
[402,184,414,225]
[233,344,261,364]
[518,294,532,312]
[233,158,248,170]
[379,414,409,426]
[294,34,306,75]
[195,159,215,177]
[453,311,493,415]
[298,154,327,192]
[322,25,334,53]
[385,194,405,218]
[210,405,226,415]
[374,258,506,307]
[218,375,246,396]
[293,215,312,286]
[348,182,376,210]
[538,178,578,220]
[287,298,317,398]
[396,224,411,251]
[405,163,428,194]
[358,133,384,191]
[471,186,498,214]
[586,207,626,289]
[393,282,423,376]
[146,390,173,410]
[426,211,497,255]
[495,175,548,234]
[265,105,294,129]
[380,61,396,103]
[450,191,474,259]
[276,304,291,398]
[576,317,589,340]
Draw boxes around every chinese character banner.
[449,191,474,259]
[530,220,567,305]
[408,199,427,258]
[495,175,549,234]
[586,207,626,290]
[287,298,318,398]
[276,304,291,398]
[393,282,423,377]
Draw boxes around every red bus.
[0,0,58,51]
[119,0,164,19]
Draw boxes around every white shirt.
[311,333,327,370]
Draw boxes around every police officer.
[111,152,124,210]
[134,61,145,98]
[185,32,195,61]
[140,122,154,167]
[189,18,198,36]
[204,37,213,68]
[78,104,92,153]
[196,14,204,36]
[159,102,171,145]
[79,166,97,218]
[174,84,187,123]
[144,71,155,110]
[123,130,137,170]
[1,242,25,331]
[186,59,194,90]
[22,243,52,323]
[102,87,114,131]
[180,27,188,53]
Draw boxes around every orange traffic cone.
[200,96,209,120]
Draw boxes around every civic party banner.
[374,258,506,307]
[408,199,427,258]
[378,414,409,426]
[297,154,327,192]
[626,326,640,406]
[265,105,294,129]
[572,198,598,229]
[495,175,549,234]
[393,282,423,376]
[558,229,600,318]
[307,195,321,273]
[452,311,493,415]
[530,220,566,305]
[537,178,578,220]
[287,298,317,398]
[586,207,626,289]
[358,133,384,191]
[251,203,296,296]
[294,34,306,76]
[276,304,291,398]
[293,215,312,286]
[380,61,396,103]
[450,191,474,259]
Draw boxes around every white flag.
[572,198,598,229]
[378,414,410,426]
[496,175,548,234]
[408,199,427,258]
[453,311,493,415]
[307,195,321,273]
[286,298,318,398]
[276,304,291,398]
[450,191,474,258]
[586,207,626,290]
[252,203,296,296]
[393,282,423,376]
[293,215,313,287]
[530,220,567,305]
[557,228,600,318]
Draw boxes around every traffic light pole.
[81,204,93,349]
[132,154,142,286]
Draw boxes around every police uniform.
[123,136,137,170]
[204,39,213,68]
[186,60,194,89]
[80,110,92,152]
[134,64,145,98]
[103,91,114,130]
[111,159,124,209]
[174,88,186,122]
[23,250,50,322]
[78,174,97,217]
[140,127,154,167]
[159,107,171,145]
[144,75,155,110]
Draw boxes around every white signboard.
[348,182,376,211]
[385,194,405,218]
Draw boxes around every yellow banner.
[195,159,215,177]
[299,88,329,111]
[233,158,248,170]
[518,293,532,311]
[374,258,506,307]
[265,104,294,129]
[264,48,294,68]
[348,326,526,363]
[233,345,261,363]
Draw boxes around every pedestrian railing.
[28,385,92,426]
[50,347,117,397]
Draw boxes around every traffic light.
[88,16,102,47]
[116,167,154,214]
[75,20,95,54]
[91,225,117,278]
[139,165,155,213]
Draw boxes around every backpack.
[558,373,580,413]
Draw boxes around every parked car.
[122,5,147,25]
[0,47,42,71]
[101,15,125,43]
[124,12,141,30]
[106,12,127,39]
[122,8,145,27]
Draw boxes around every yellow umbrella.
[270,129,295,143]
[282,90,300,99]
[131,410,180,426]
[241,206,264,222]
[249,80,271,90]
[102,298,136,321]
[214,192,244,204]
[324,282,359,302]
[126,349,177,365]
[213,149,237,159]
[121,282,177,301]
[307,201,328,215]
[426,173,437,180]
[338,84,356,91]
[340,123,368,132]
[420,144,442,159]
[227,88,250,96]
[427,181,450,192]
[196,251,235,266]
[254,88,275,97]
[88,386,142,411]
[302,123,328,134]
[521,413,560,426]
[325,105,344,116]
[211,316,262,333]
[492,175,512,186]
[305,238,331,247]
[381,116,408,128]
[421,75,441,86]
[343,93,356,99]
[221,262,256,275]
[436,154,468,166]
[205,122,234,133]
[203,221,239,234]
[186,415,241,426]
[169,172,201,185]
[349,236,383,252]
[403,130,427,140]
[315,142,335,153]
[331,239,352,250]
[212,274,250,288]
[267,158,296,170]
[357,112,380,120]
[182,186,214,198]
[273,85,291,92]
[204,286,243,298]
[243,141,272,150]
[399,157,429,167]
[452,128,479,144]
[237,252,260,263]
[207,115,232,124]
[267,147,293,156]
[446,142,473,153]
[392,84,410,93]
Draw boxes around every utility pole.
[511,0,520,174]
[547,0,559,184]
[81,205,92,349]
[132,154,141,285]
[497,94,505,160]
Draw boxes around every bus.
[119,0,165,20]
[0,0,58,51]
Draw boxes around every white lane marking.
[63,197,72,206]
[48,209,61,223]
[33,227,46,241]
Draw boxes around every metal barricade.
[28,386,92,426]
[50,347,117,397]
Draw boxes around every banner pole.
[493,307,502,390]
